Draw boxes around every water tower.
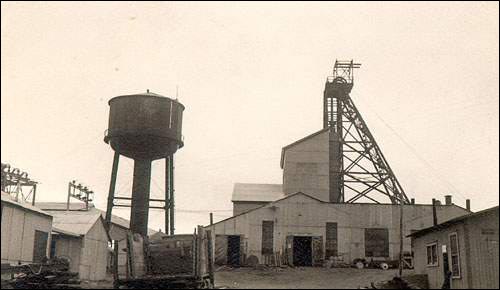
[104,91,184,236]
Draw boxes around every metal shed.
[1,192,53,266]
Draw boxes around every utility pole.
[398,201,404,276]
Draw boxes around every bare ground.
[215,267,410,289]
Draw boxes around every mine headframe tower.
[325,60,410,205]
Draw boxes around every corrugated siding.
[1,204,52,265]
[79,219,109,281]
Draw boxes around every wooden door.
[312,236,323,266]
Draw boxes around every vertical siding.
[283,131,330,201]
[1,204,52,265]
[79,219,109,281]
[53,236,82,273]
[412,209,499,289]
[209,194,469,266]
[465,211,499,289]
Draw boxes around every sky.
[1,2,498,234]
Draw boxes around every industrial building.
[206,61,474,268]
[1,191,53,266]
[210,191,469,267]
[409,206,499,289]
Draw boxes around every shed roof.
[1,191,52,218]
[280,128,330,168]
[407,206,499,238]
[48,210,102,237]
[232,183,284,202]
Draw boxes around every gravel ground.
[215,267,411,289]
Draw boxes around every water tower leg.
[169,155,175,235]
[105,151,120,230]
[165,156,170,235]
[130,159,152,237]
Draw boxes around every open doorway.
[227,235,241,266]
[293,236,312,267]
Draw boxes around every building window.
[325,222,338,258]
[449,233,461,278]
[426,242,439,266]
[365,228,389,257]
[261,221,274,255]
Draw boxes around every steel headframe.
[1,163,38,205]
[324,60,410,205]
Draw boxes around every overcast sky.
[2,2,498,234]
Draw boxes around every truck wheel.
[355,261,364,269]
[380,262,389,270]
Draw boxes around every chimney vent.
[466,199,471,211]
[445,195,452,205]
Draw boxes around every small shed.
[409,206,499,289]
[1,192,53,265]
[48,210,110,281]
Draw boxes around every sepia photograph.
[1,1,498,289]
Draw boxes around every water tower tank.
[104,91,185,237]
[105,92,184,160]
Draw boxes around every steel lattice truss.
[1,163,38,205]
[324,61,410,204]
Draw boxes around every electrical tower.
[324,60,410,204]
[67,180,95,211]
[1,163,38,205]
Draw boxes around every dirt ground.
[215,267,411,289]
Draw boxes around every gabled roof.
[408,206,499,238]
[49,210,102,237]
[37,202,157,236]
[280,128,330,168]
[209,192,324,227]
[232,183,284,202]
[1,192,52,218]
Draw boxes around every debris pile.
[7,258,81,289]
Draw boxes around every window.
[449,233,461,278]
[325,222,338,258]
[426,242,438,266]
[261,221,274,255]
[365,228,389,257]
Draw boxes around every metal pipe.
[105,151,120,229]
[466,199,471,211]
[432,198,438,226]
[130,159,152,236]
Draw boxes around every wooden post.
[207,230,215,286]
[113,240,119,288]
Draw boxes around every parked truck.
[113,226,214,289]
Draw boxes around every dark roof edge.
[407,206,499,238]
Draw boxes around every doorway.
[227,235,241,266]
[293,236,312,267]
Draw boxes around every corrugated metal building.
[1,192,53,265]
[37,202,156,281]
[409,206,499,289]
[207,191,470,267]
[46,210,110,281]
